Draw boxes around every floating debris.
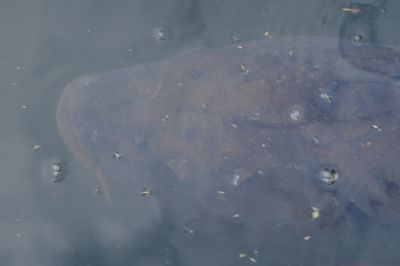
[289,110,300,121]
[341,7,361,14]
[238,252,247,258]
[304,235,311,241]
[311,207,320,219]
[141,187,152,197]
[263,31,270,38]
[248,257,257,263]
[199,104,208,114]
[184,225,194,234]
[51,162,65,183]
[319,167,338,185]
[351,34,364,45]
[232,213,240,218]
[162,114,170,122]
[232,174,241,187]
[152,26,172,42]
[112,151,122,159]
[240,64,250,76]
[32,144,41,150]
[238,249,258,261]
[361,141,372,148]
[372,124,382,132]
[217,190,225,195]
[320,92,333,103]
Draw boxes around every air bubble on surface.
[153,26,172,42]
[42,158,67,183]
[350,32,365,46]
[319,167,339,185]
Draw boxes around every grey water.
[1,0,400,265]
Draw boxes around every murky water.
[1,0,400,265]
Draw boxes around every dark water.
[1,0,400,265]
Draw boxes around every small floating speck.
[237,45,243,49]
[240,64,249,75]
[232,213,240,218]
[261,143,266,148]
[199,104,208,114]
[12,82,17,87]
[141,187,152,197]
[249,112,260,121]
[263,31,270,38]
[21,105,27,109]
[32,144,41,150]
[249,257,257,263]
[341,7,361,14]
[289,110,300,121]
[304,235,311,241]
[311,207,320,219]
[217,190,225,195]
[232,174,241,187]
[152,26,172,42]
[51,162,65,183]
[162,114,170,122]
[372,124,382,132]
[112,151,122,159]
[320,167,338,185]
[184,226,194,234]
[361,141,372,148]
[320,92,333,103]
[231,123,238,128]
[351,34,364,45]
[238,252,247,258]
[288,50,294,56]
[231,35,240,42]
[16,66,21,70]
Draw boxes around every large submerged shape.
[56,36,400,265]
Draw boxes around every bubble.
[350,33,365,46]
[42,158,67,183]
[319,167,339,185]
[51,162,65,183]
[152,26,172,42]
[289,110,300,121]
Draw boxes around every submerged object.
[56,36,400,265]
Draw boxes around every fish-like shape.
[56,36,400,265]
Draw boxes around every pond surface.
[1,1,400,265]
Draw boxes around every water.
[1,0,400,265]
